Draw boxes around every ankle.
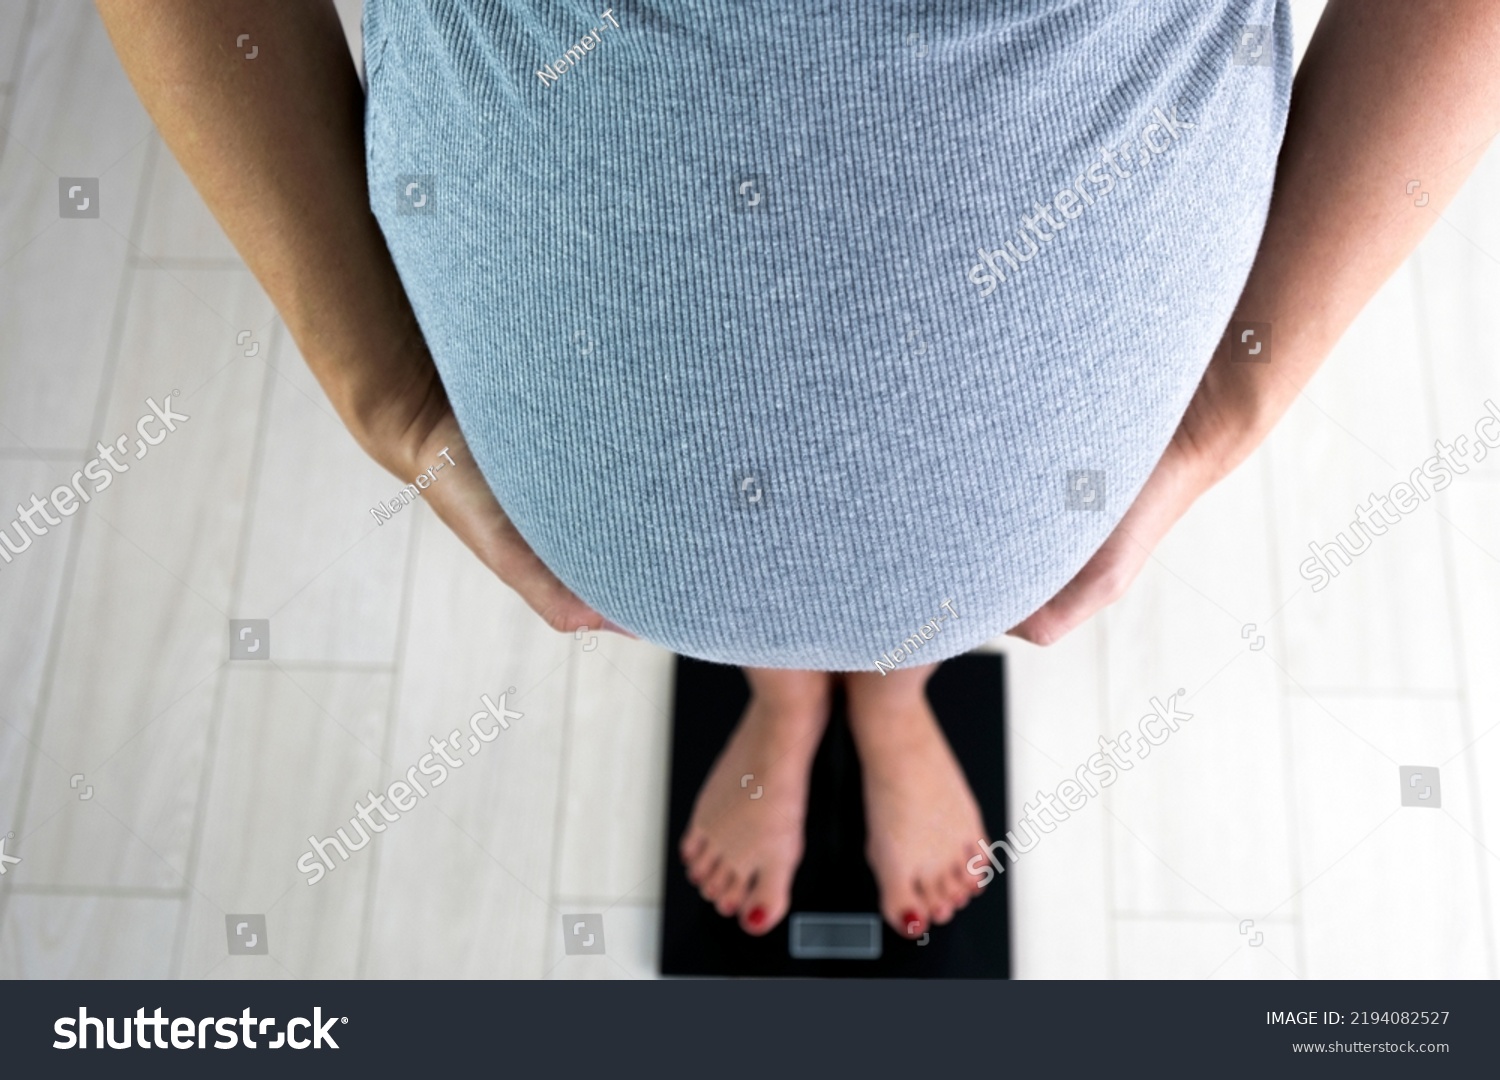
[743,668,833,717]
[843,680,935,754]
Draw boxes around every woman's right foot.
[679,668,832,935]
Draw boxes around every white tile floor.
[2,0,1497,980]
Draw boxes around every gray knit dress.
[363,0,1293,670]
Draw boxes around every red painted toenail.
[901,910,923,936]
[746,907,767,928]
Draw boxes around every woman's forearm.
[93,0,441,474]
[1187,0,1500,477]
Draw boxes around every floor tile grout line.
[354,498,425,980]
[260,661,398,673]
[167,318,282,979]
[87,507,235,618]
[0,410,83,479]
[1265,657,1405,768]
[1105,807,1243,922]
[84,661,228,781]
[1112,909,1299,923]
[49,787,238,929]
[83,133,162,475]
[1259,810,1401,925]
[95,213,263,343]
[1284,686,1461,699]
[260,519,386,625]
[263,662,390,766]
[9,883,186,899]
[0,126,159,928]
[1118,449,1314,975]
[0,449,91,462]
[545,642,582,972]
[552,896,662,910]
[1097,614,1117,980]
[1408,249,1499,978]
[127,255,247,271]
[0,0,36,178]
[1261,426,1309,977]
[0,214,58,277]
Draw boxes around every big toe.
[738,863,795,936]
[876,868,927,939]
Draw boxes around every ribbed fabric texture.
[363,0,1293,671]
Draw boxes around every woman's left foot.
[844,664,989,938]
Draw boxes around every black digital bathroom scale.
[659,652,1010,978]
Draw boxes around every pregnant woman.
[99,0,1500,941]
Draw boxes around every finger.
[1009,492,1167,643]
[421,470,604,632]
[414,422,632,638]
[1009,547,1136,645]
[1011,433,1216,644]
[489,523,618,635]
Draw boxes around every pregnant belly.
[364,0,1291,669]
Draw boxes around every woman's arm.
[1011,0,1500,644]
[93,0,617,635]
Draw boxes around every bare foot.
[679,668,832,935]
[844,663,988,938]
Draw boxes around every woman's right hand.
[370,371,628,639]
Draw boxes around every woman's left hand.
[1007,393,1238,646]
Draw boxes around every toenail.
[746,906,767,928]
[901,910,923,936]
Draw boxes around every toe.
[949,864,975,908]
[715,866,752,917]
[961,853,987,895]
[738,862,795,936]
[679,827,709,867]
[879,871,927,938]
[691,851,722,891]
[701,863,736,905]
[684,844,713,884]
[922,873,957,925]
